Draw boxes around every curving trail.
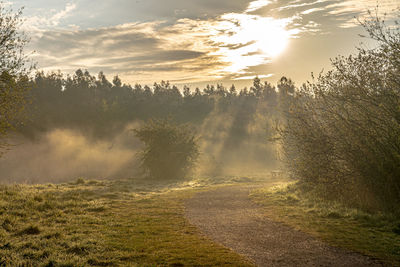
[185,184,382,267]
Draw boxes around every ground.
[0,176,398,266]
[0,177,252,266]
[185,183,383,266]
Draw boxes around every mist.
[0,125,142,184]
[197,101,279,177]
[0,105,279,184]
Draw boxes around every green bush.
[134,119,199,180]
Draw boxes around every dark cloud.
[34,27,162,55]
[218,41,257,50]
[102,50,205,65]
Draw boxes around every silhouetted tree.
[112,75,122,87]
[250,76,262,97]
[229,84,237,96]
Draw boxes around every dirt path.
[184,184,382,267]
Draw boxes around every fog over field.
[0,128,139,183]
[0,108,279,183]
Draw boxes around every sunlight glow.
[211,13,296,74]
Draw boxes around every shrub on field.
[134,119,199,180]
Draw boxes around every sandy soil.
[185,184,383,266]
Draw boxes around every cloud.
[301,7,325,15]
[29,9,306,84]
[17,0,252,29]
[246,0,273,12]
[101,50,206,65]
[275,0,398,29]
[51,2,76,24]
[326,0,397,16]
[233,74,273,80]
[29,20,227,83]
[23,2,77,32]
[277,0,328,12]
[324,0,398,28]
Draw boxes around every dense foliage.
[280,13,400,212]
[24,74,278,138]
[134,119,199,180]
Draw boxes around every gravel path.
[185,184,382,267]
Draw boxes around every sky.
[7,0,400,87]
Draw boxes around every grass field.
[0,177,255,266]
[250,182,400,266]
[3,175,398,266]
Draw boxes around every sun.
[211,13,293,74]
[256,22,290,58]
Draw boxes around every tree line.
[21,71,289,140]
